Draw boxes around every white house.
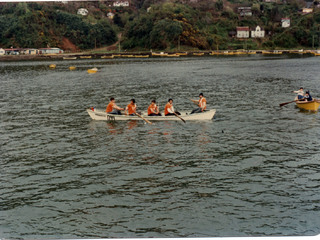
[251,26,265,38]
[236,26,250,38]
[0,48,5,55]
[107,12,115,19]
[302,8,313,14]
[281,18,290,28]
[238,7,252,17]
[113,1,129,7]
[77,8,88,16]
[39,48,64,54]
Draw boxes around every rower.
[293,87,304,100]
[125,99,137,116]
[106,97,124,115]
[164,99,181,116]
[148,100,161,116]
[191,93,206,114]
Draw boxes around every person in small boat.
[293,87,304,100]
[164,99,181,116]
[148,100,161,116]
[304,91,313,101]
[106,97,124,115]
[191,93,206,114]
[125,99,137,116]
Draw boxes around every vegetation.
[0,0,319,51]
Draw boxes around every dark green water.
[1,55,320,238]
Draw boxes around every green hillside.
[0,0,319,51]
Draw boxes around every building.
[113,1,129,7]
[236,27,250,38]
[39,48,64,54]
[302,8,313,14]
[5,48,20,55]
[0,48,5,55]
[281,18,290,28]
[107,12,115,19]
[22,48,39,55]
[77,8,88,16]
[238,7,252,17]
[251,26,265,38]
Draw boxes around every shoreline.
[0,49,319,62]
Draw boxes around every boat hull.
[87,109,216,121]
[296,99,320,111]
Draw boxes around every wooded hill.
[0,0,319,51]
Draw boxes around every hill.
[0,0,319,51]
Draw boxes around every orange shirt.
[106,102,114,113]
[126,103,137,115]
[199,97,206,110]
[164,102,173,115]
[148,103,158,115]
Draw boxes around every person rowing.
[148,100,161,116]
[164,98,181,116]
[191,93,206,114]
[293,87,304,100]
[106,97,124,115]
[125,99,137,116]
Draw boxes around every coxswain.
[125,99,137,116]
[293,87,304,100]
[304,91,313,101]
[164,99,181,116]
[148,100,161,116]
[106,97,124,115]
[191,93,206,114]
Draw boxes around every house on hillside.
[251,26,265,38]
[0,48,5,55]
[107,12,115,19]
[281,18,290,28]
[238,7,252,17]
[236,27,250,38]
[77,8,88,16]
[113,1,129,7]
[302,8,313,14]
[39,48,64,54]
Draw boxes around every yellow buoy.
[87,67,98,74]
[69,66,76,70]
[49,64,56,69]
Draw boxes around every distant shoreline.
[0,49,318,62]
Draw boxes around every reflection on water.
[1,56,320,239]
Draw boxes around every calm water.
[0,55,320,239]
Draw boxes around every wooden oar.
[135,112,152,125]
[173,112,186,123]
[279,99,304,107]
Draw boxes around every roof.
[236,27,250,31]
[39,48,61,50]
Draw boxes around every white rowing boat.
[87,108,216,121]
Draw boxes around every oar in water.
[135,112,152,125]
[279,99,304,107]
[173,112,186,123]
